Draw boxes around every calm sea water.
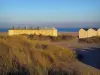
[0,28,79,32]
[0,28,9,32]
[57,28,79,32]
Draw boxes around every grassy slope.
[0,35,100,75]
[0,36,76,75]
[51,38,100,75]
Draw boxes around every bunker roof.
[10,27,57,30]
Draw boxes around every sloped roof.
[80,28,99,31]
[91,28,98,30]
[80,28,88,31]
[83,28,89,31]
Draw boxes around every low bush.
[27,34,76,42]
[78,36,100,44]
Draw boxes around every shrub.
[35,44,48,49]
[78,36,100,44]
[26,34,76,42]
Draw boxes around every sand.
[0,32,8,36]
[58,32,78,36]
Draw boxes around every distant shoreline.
[0,28,79,32]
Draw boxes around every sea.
[0,28,80,32]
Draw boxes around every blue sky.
[0,0,100,28]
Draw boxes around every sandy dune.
[0,32,100,74]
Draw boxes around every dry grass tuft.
[27,34,76,42]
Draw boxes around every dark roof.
[80,28,88,31]
[83,28,89,31]
[80,28,99,31]
[91,28,98,30]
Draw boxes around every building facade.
[8,27,58,37]
[79,28,87,38]
[79,28,100,38]
[87,28,97,38]
[97,28,100,36]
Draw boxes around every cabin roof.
[88,28,98,31]
[92,28,98,30]
[83,28,89,31]
[80,28,99,31]
[80,28,88,31]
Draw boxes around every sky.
[0,0,100,28]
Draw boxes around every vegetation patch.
[27,34,76,42]
[78,36,100,44]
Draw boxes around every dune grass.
[0,35,78,75]
[0,35,100,75]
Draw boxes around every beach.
[0,32,8,36]
[58,32,78,36]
